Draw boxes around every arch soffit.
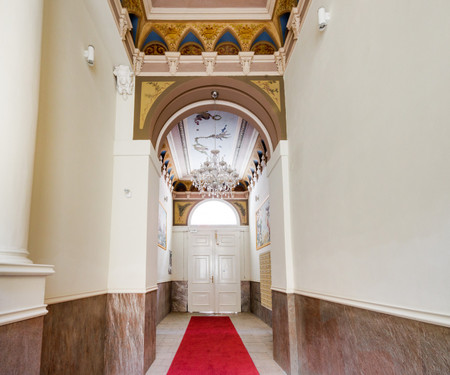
[134,76,286,153]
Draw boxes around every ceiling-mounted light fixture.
[84,45,95,66]
[318,7,330,31]
[211,90,219,100]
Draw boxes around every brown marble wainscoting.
[171,280,188,312]
[250,281,272,327]
[241,280,250,312]
[104,293,148,375]
[0,316,44,375]
[144,290,157,373]
[40,294,108,374]
[272,290,299,375]
[156,281,172,324]
[295,294,450,375]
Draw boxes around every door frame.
[187,225,244,313]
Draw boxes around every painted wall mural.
[256,196,271,249]
[158,202,167,249]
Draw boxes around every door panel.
[189,230,241,313]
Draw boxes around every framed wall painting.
[256,196,271,250]
[158,202,167,250]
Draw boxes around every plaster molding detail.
[287,6,301,39]
[113,65,134,98]
[165,52,181,75]
[119,8,132,40]
[132,49,145,75]
[274,48,286,75]
[239,51,255,75]
[202,52,218,75]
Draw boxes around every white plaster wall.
[157,176,173,283]
[285,0,450,316]
[248,169,270,282]
[29,0,123,300]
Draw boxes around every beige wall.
[285,0,450,320]
[29,0,119,300]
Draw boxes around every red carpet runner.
[167,316,259,375]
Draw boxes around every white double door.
[188,229,241,313]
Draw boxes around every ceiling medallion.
[191,91,240,197]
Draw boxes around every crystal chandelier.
[191,96,240,197]
[191,149,240,197]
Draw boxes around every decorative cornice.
[108,0,312,76]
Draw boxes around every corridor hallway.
[147,313,285,375]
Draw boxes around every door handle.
[211,275,214,283]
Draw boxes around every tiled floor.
[146,312,286,375]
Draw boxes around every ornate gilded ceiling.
[122,0,297,56]
[109,0,310,75]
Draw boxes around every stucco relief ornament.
[132,48,145,75]
[119,8,132,40]
[274,48,286,75]
[113,65,134,99]
[202,52,217,76]
[239,51,254,75]
[287,7,301,40]
[165,52,181,75]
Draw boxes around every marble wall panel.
[171,280,188,312]
[156,281,172,324]
[144,290,157,373]
[250,281,272,327]
[272,290,291,374]
[0,316,43,375]
[104,293,145,375]
[40,294,108,375]
[241,280,250,312]
[295,295,450,375]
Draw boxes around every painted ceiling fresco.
[120,0,299,56]
[166,111,259,180]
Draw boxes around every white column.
[0,0,44,264]
[0,0,54,325]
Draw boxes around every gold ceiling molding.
[122,0,144,17]
[275,0,298,17]
[140,21,280,52]
[139,81,175,130]
[250,80,281,112]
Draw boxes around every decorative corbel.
[119,8,132,40]
[202,52,217,76]
[274,48,286,75]
[113,65,134,99]
[132,48,145,75]
[165,52,181,75]
[239,51,254,76]
[287,7,301,40]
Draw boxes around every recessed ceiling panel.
[167,110,258,180]
[151,0,268,8]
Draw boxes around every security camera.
[318,7,330,31]
[84,45,95,66]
